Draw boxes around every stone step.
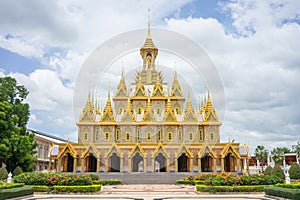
[98,172,198,184]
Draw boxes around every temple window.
[95,130,99,141]
[104,132,109,141]
[189,132,193,141]
[179,130,182,141]
[157,108,160,115]
[147,132,152,141]
[138,108,142,114]
[137,130,140,141]
[158,130,162,141]
[84,132,88,141]
[199,130,203,141]
[116,129,120,141]
[168,132,172,141]
[210,132,214,141]
[126,132,130,141]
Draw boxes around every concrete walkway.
[24,185,280,200]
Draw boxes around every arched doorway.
[201,154,212,172]
[132,153,143,172]
[155,153,166,172]
[66,153,74,172]
[224,153,235,172]
[110,153,120,172]
[178,153,188,172]
[86,154,97,172]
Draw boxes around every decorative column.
[81,158,84,172]
[236,158,240,172]
[152,157,155,172]
[57,158,61,172]
[166,157,169,172]
[49,158,52,171]
[105,158,109,172]
[143,156,146,172]
[221,158,224,172]
[128,156,131,172]
[198,157,201,172]
[190,157,193,172]
[175,158,178,172]
[213,158,217,172]
[97,157,101,172]
[73,157,77,172]
[120,156,124,172]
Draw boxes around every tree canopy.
[271,147,291,165]
[255,145,268,172]
[0,76,37,172]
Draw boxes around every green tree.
[255,145,268,172]
[264,166,273,175]
[272,165,285,180]
[292,141,300,158]
[271,147,291,165]
[289,162,300,179]
[12,166,23,176]
[0,166,8,180]
[0,76,37,172]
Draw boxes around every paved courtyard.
[24,184,280,200]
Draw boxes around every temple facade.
[53,21,250,173]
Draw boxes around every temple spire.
[147,8,151,39]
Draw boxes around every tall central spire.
[140,9,158,70]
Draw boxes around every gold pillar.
[128,156,131,172]
[190,157,193,172]
[221,158,224,172]
[120,156,123,172]
[213,158,217,172]
[152,157,155,172]
[143,156,146,172]
[49,158,52,171]
[198,157,201,172]
[73,157,77,172]
[97,157,100,172]
[166,157,169,172]
[81,158,84,172]
[105,158,108,172]
[57,158,61,172]
[236,158,240,172]
[175,158,178,172]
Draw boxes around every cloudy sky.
[0,0,299,153]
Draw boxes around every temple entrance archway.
[224,153,235,172]
[66,153,74,172]
[201,154,212,172]
[178,153,188,172]
[132,153,143,172]
[155,153,166,172]
[86,154,97,172]
[110,153,120,172]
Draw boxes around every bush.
[0,186,34,200]
[93,180,122,185]
[272,165,285,180]
[52,185,101,193]
[14,173,93,186]
[264,166,273,176]
[31,185,50,192]
[196,185,266,193]
[0,166,8,180]
[289,163,300,179]
[12,166,23,177]
[265,186,300,200]
[176,180,206,185]
[275,183,300,189]
[89,174,100,180]
[0,183,24,189]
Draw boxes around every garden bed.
[196,185,266,193]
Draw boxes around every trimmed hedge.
[93,180,122,185]
[275,183,300,189]
[0,186,33,200]
[52,185,101,193]
[265,186,300,200]
[0,183,24,189]
[31,185,50,192]
[196,185,266,193]
[14,173,92,186]
[176,180,206,185]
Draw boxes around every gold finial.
[148,8,151,39]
